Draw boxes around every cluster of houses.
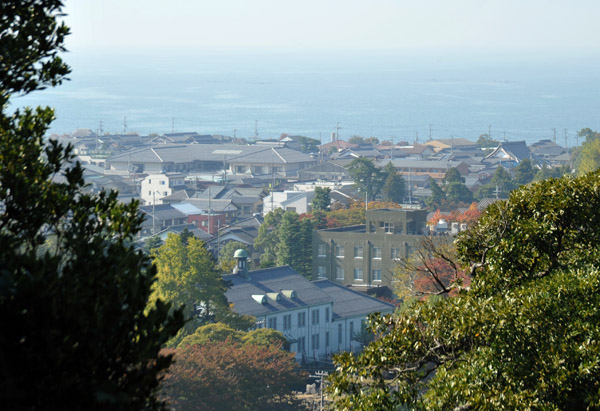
[59,128,572,360]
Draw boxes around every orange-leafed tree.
[160,341,305,410]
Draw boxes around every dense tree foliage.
[443,167,464,184]
[425,177,446,208]
[348,157,385,201]
[0,2,184,408]
[328,171,600,409]
[160,341,305,410]
[151,234,231,333]
[381,162,406,203]
[254,210,312,277]
[512,158,535,185]
[475,166,515,199]
[311,186,331,211]
[476,133,499,149]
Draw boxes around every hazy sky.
[65,0,600,53]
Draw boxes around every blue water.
[13,50,600,146]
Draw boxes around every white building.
[224,251,395,362]
[262,190,314,216]
[140,173,185,205]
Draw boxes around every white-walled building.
[262,190,314,216]
[223,251,395,362]
[140,173,185,205]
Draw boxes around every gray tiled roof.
[224,266,333,317]
[312,280,395,320]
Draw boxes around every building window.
[326,331,330,347]
[312,309,319,325]
[338,323,343,344]
[286,206,296,212]
[283,314,292,330]
[163,191,167,196]
[325,307,330,322]
[336,266,344,280]
[335,245,345,258]
[354,268,363,281]
[298,312,306,327]
[318,244,327,257]
[354,246,363,258]
[298,336,305,352]
[267,317,277,330]
[312,333,320,350]
[373,269,382,281]
[350,322,354,342]
[384,222,394,233]
[159,180,165,185]
[317,266,326,278]
[148,191,151,196]
[372,247,382,259]
[391,247,400,259]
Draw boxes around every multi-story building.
[140,173,185,205]
[224,250,394,362]
[312,208,429,289]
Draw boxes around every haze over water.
[15,50,600,146]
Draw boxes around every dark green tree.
[276,211,301,269]
[513,158,535,185]
[254,208,284,266]
[476,133,499,149]
[446,181,473,204]
[328,171,600,409]
[312,186,331,211]
[297,217,314,278]
[443,167,464,184]
[0,2,184,408]
[425,177,446,209]
[348,157,385,201]
[381,162,406,203]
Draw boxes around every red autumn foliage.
[160,341,305,410]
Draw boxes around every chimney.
[233,249,249,279]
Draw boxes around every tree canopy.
[348,157,385,201]
[311,186,331,211]
[328,171,600,409]
[0,2,184,408]
[381,162,406,204]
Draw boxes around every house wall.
[141,174,173,205]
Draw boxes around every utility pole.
[98,120,103,136]
[254,120,258,140]
[503,131,506,142]
[564,128,568,148]
[335,122,341,141]
[415,131,419,144]
[429,124,432,140]
[488,125,491,140]
[123,116,127,135]
[553,128,557,144]
[233,129,237,139]
[309,370,329,411]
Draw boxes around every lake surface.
[13,50,600,146]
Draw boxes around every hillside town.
[48,127,577,361]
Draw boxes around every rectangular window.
[163,191,168,196]
[159,180,165,185]
[148,191,151,196]
[312,309,320,325]
[338,323,343,344]
[326,331,330,347]
[336,266,344,280]
[335,245,344,257]
[372,269,382,281]
[384,222,394,233]
[298,336,305,352]
[354,268,363,281]
[318,244,327,257]
[312,333,320,350]
[325,307,330,323]
[298,312,306,327]
[350,322,354,341]
[283,314,291,330]
[268,317,277,330]
[391,247,400,259]
[317,266,326,278]
[372,247,382,259]
[354,246,363,258]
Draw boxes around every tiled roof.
[224,266,333,317]
[312,280,395,319]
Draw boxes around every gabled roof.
[139,204,187,221]
[485,141,532,162]
[224,266,333,317]
[312,280,395,319]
